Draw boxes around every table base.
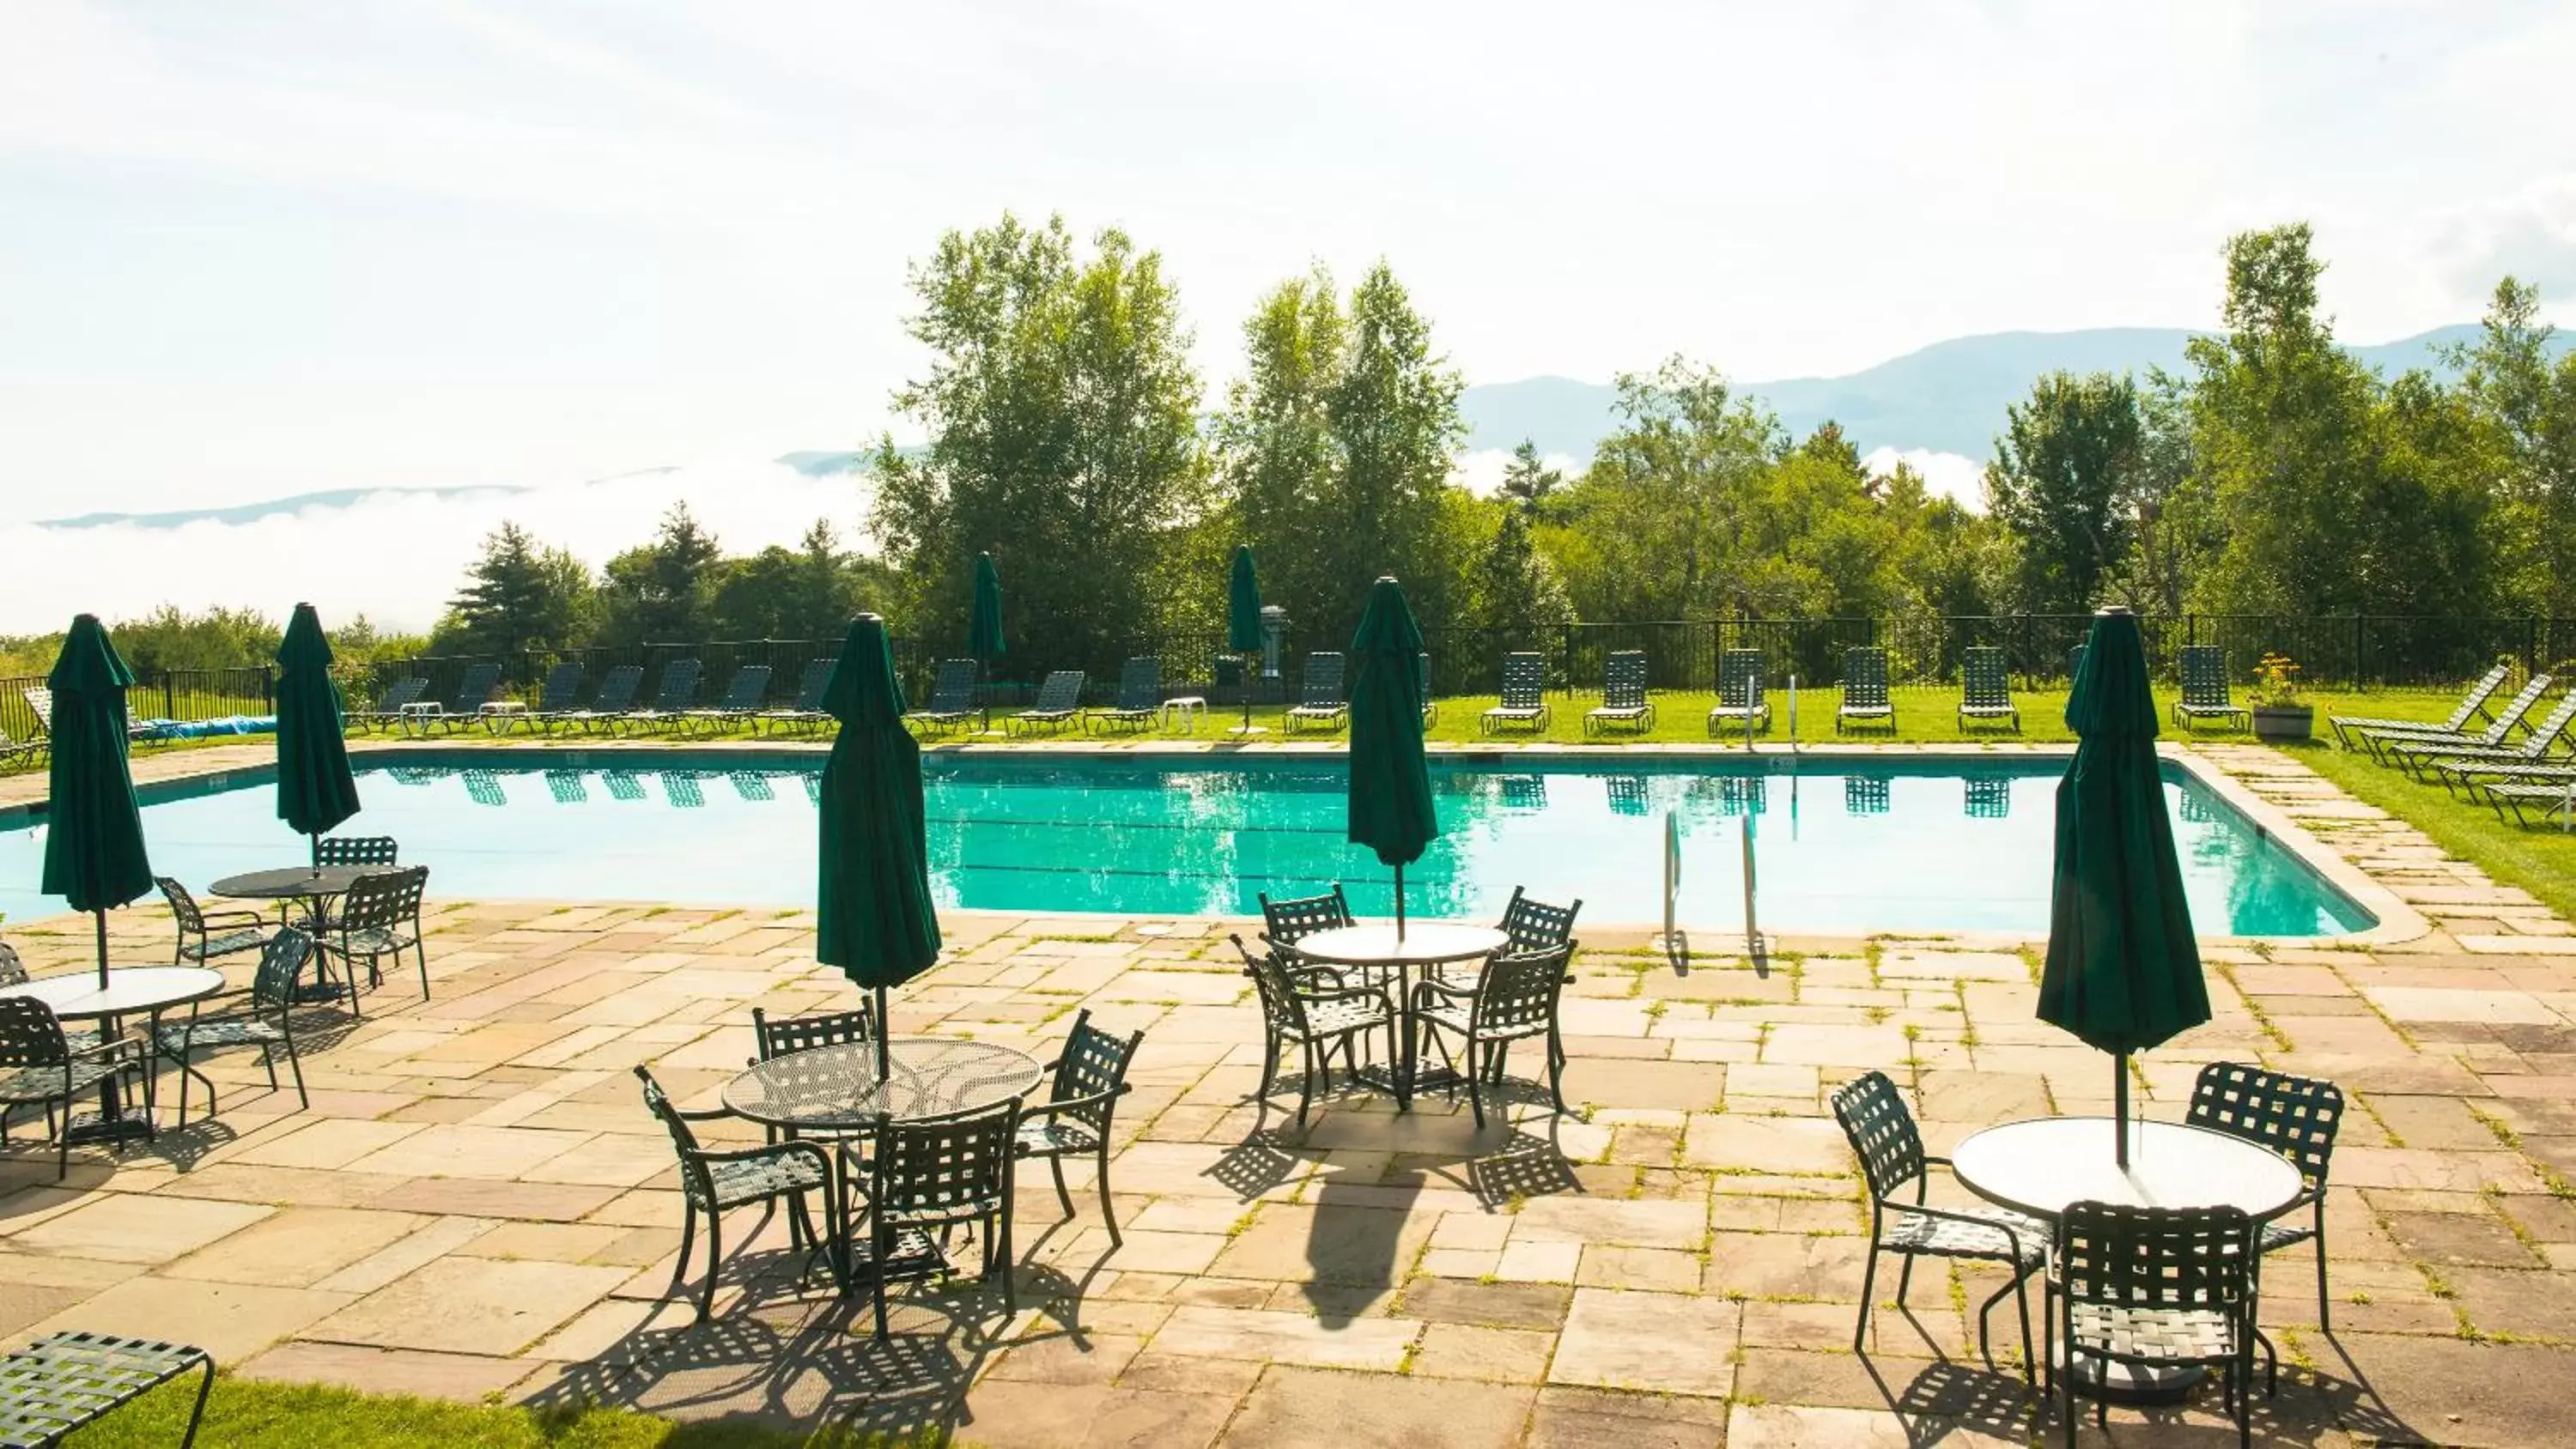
[59,1112,155,1148]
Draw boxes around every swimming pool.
[0,753,2372,937]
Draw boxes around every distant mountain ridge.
[1464,324,2572,462]
[37,324,2569,529]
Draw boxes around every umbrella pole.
[876,985,891,1083]
[2114,1053,2129,1169]
[93,908,108,991]
[1243,653,1254,734]
[1394,864,1406,943]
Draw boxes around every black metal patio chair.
[2049,1201,2267,1446]
[746,1004,877,1146]
[1231,934,1397,1129]
[326,866,429,1009]
[1409,943,1572,1130]
[155,876,270,967]
[1257,885,1354,965]
[635,1064,837,1322]
[0,1331,214,1449]
[1014,1009,1145,1243]
[2185,1060,2344,1333]
[152,927,314,1126]
[839,1097,1023,1339]
[0,997,151,1180]
[1830,1070,2042,1377]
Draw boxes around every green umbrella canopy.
[969,552,1005,659]
[1227,547,1264,653]
[2038,609,2210,1059]
[816,615,942,991]
[275,602,361,839]
[1346,578,1439,870]
[39,615,153,914]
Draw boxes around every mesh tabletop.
[208,865,379,900]
[1294,924,1509,967]
[723,1038,1043,1130]
[0,1331,210,1449]
[1951,1118,2305,1222]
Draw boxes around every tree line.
[37,215,2573,683]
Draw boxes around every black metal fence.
[0,666,276,745]
[345,614,2576,713]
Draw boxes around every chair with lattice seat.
[326,866,430,1011]
[313,834,398,868]
[155,877,270,968]
[1232,934,1397,1127]
[2185,1060,2343,1332]
[1411,943,1573,1129]
[0,998,151,1180]
[151,929,314,1127]
[1257,886,1355,964]
[1013,1009,1145,1243]
[0,1331,214,1449]
[1831,1070,2042,1377]
[839,1097,1023,1339]
[2049,1201,2266,1446]
[634,1064,837,1321]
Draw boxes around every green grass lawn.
[63,1374,921,1449]
[2287,737,2576,924]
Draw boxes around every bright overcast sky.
[3,0,2573,523]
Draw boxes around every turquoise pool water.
[0,755,2372,936]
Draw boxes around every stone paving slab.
[3,740,2576,1442]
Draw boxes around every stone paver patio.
[3,742,2575,1445]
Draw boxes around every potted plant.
[2248,652,2312,742]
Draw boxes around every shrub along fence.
[353,614,2576,715]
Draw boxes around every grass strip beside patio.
[60,1374,924,1448]
[2287,737,2576,924]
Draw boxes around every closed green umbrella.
[276,602,361,858]
[1228,546,1263,736]
[817,615,943,1081]
[969,551,1004,731]
[40,615,154,989]
[1346,578,1439,939]
[2038,607,2210,1167]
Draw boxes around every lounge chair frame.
[1284,652,1349,735]
[1838,646,1896,735]
[1480,652,1552,735]
[1583,650,1655,736]
[1957,646,2020,732]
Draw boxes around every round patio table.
[1291,923,1509,1106]
[722,1038,1043,1289]
[1952,1116,2304,1404]
[211,865,382,999]
[721,1038,1043,1135]
[0,967,226,1144]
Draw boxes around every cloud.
[2433,177,2576,302]
[1865,447,1986,512]
[0,455,872,635]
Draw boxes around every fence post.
[2529,617,2541,680]
[163,671,176,722]
[263,665,276,712]
[1561,624,1576,698]
[2352,615,2366,689]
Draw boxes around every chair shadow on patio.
[1856,1337,2432,1446]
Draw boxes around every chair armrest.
[1296,984,1394,1012]
[198,909,273,931]
[1409,978,1478,1004]
[1022,1085,1127,1120]
[669,1102,741,1123]
[688,1140,831,1173]
[1285,965,1352,991]
[65,1036,148,1064]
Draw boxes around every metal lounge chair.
[1284,652,1349,734]
[1006,670,1087,737]
[25,684,156,744]
[2418,691,2576,788]
[622,658,703,735]
[2357,673,2551,762]
[0,1332,214,1448]
[343,675,428,735]
[2328,664,2509,749]
[682,664,772,737]
[757,658,836,735]
[1583,650,1655,736]
[520,662,586,731]
[905,658,981,736]
[1957,646,2020,732]
[411,662,501,736]
[1083,657,1162,735]
[551,664,643,736]
[1480,652,1552,735]
[0,721,44,771]
[2172,646,2250,732]
[1707,648,1770,737]
[2483,776,2576,827]
[1838,646,1896,734]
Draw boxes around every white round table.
[1292,923,1510,1105]
[0,967,226,1143]
[1952,1116,2303,1404]
[1951,1117,2304,1222]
